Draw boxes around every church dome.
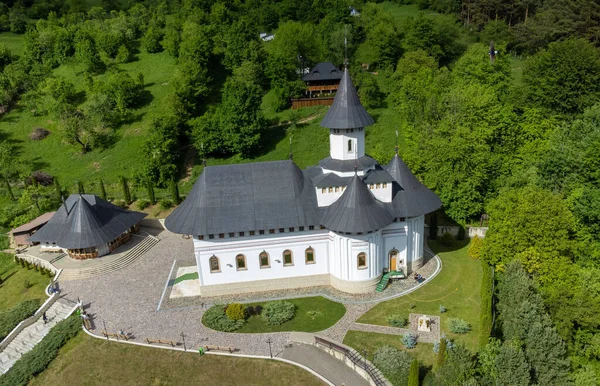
[322,173,394,234]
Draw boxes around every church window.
[309,225,315,230]
[279,228,285,233]
[236,254,247,270]
[305,247,315,264]
[198,235,204,240]
[283,250,293,266]
[376,183,381,189]
[335,187,339,192]
[400,217,405,222]
[299,226,305,231]
[289,227,294,232]
[383,183,387,188]
[209,234,214,239]
[357,253,367,269]
[329,187,333,193]
[369,184,374,189]
[250,231,255,236]
[269,229,275,234]
[350,128,354,133]
[322,188,326,193]
[320,225,326,229]
[259,251,270,268]
[347,140,352,152]
[239,231,245,237]
[259,230,265,235]
[209,255,220,273]
[219,233,224,238]
[229,232,235,237]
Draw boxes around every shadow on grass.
[428,237,471,254]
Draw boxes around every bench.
[145,338,177,347]
[102,331,129,340]
[203,345,235,353]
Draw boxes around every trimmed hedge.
[0,299,42,341]
[202,305,244,332]
[261,300,295,325]
[0,315,80,386]
[479,261,494,348]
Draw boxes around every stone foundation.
[330,274,381,294]
[198,274,331,297]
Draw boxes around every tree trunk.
[5,176,15,201]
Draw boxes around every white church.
[165,68,441,296]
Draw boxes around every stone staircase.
[0,299,74,374]
[59,236,160,281]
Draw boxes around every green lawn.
[0,32,25,56]
[29,332,324,386]
[0,253,49,312]
[235,296,346,333]
[357,239,482,352]
[344,330,436,368]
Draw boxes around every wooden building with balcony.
[292,62,343,109]
[30,194,146,260]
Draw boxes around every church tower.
[320,68,374,165]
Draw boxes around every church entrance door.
[389,250,398,271]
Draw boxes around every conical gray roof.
[30,194,146,249]
[322,174,394,233]
[320,68,375,129]
[387,154,442,217]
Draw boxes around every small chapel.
[165,68,441,296]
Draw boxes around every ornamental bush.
[448,318,471,334]
[373,345,413,386]
[439,232,455,246]
[439,305,447,313]
[202,304,244,332]
[261,300,295,325]
[225,303,246,321]
[159,199,173,210]
[387,314,408,327]
[137,199,150,210]
[402,333,418,349]
[468,235,483,259]
[0,299,41,341]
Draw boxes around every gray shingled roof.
[302,62,343,82]
[319,155,378,173]
[320,68,375,129]
[322,174,394,234]
[165,160,322,236]
[30,195,146,249]
[387,154,442,217]
[363,167,395,184]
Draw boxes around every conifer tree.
[479,261,494,349]
[120,176,131,203]
[408,359,420,386]
[146,178,156,204]
[169,179,180,204]
[77,180,84,194]
[99,179,107,200]
[435,338,446,372]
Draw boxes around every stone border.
[81,326,334,386]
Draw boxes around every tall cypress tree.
[435,338,446,372]
[146,178,156,204]
[99,179,107,200]
[77,180,85,194]
[169,179,180,204]
[120,176,131,203]
[479,261,494,348]
[5,176,14,200]
[408,359,420,386]
[53,178,61,202]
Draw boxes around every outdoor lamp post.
[266,338,273,358]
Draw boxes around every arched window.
[259,251,270,268]
[283,250,293,266]
[209,255,220,273]
[347,139,353,152]
[236,254,247,270]
[357,252,367,269]
[305,247,315,264]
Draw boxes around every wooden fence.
[291,97,335,109]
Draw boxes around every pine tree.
[169,179,180,204]
[99,179,107,200]
[146,178,156,204]
[495,342,530,386]
[77,180,85,194]
[408,359,420,386]
[435,338,447,372]
[4,176,14,200]
[479,261,494,349]
[120,176,131,203]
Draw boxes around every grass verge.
[0,253,49,312]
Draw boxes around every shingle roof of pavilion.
[322,173,394,233]
[30,195,146,249]
[320,68,375,129]
[386,153,442,217]
[164,160,323,236]
[302,62,343,82]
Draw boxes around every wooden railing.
[307,84,339,92]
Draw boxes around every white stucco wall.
[368,184,392,203]
[329,129,365,160]
[316,186,346,207]
[194,230,330,286]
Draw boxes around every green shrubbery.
[387,314,408,328]
[202,305,244,332]
[225,303,246,321]
[402,333,418,349]
[261,300,295,325]
[468,235,483,259]
[448,318,471,334]
[0,315,80,386]
[0,299,42,341]
[372,345,413,386]
[438,232,455,247]
[137,199,150,210]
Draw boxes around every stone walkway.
[0,299,74,374]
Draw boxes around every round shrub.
[439,305,447,313]
[261,300,295,325]
[387,314,408,327]
[448,318,471,334]
[226,303,247,321]
[159,199,173,210]
[137,199,150,210]
[202,304,244,332]
[402,333,418,349]
[439,232,455,246]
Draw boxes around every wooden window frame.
[357,252,367,269]
[259,251,270,269]
[219,233,224,239]
[250,231,255,236]
[209,255,220,273]
[283,250,294,266]
[236,254,247,271]
[305,247,315,264]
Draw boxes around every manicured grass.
[235,296,346,333]
[344,330,436,368]
[0,253,49,312]
[173,271,199,285]
[357,239,481,352]
[29,332,325,386]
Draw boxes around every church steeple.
[320,68,373,162]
